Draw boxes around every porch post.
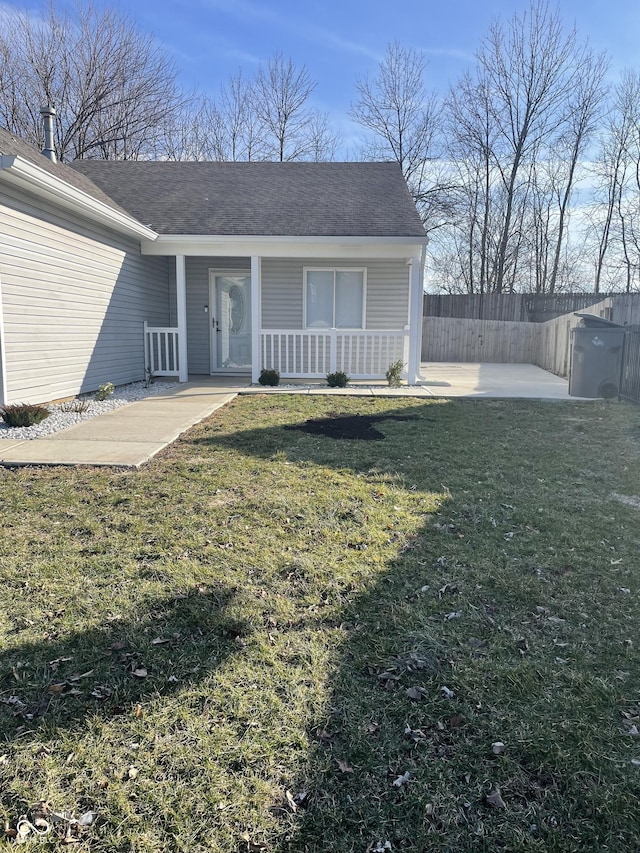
[176,254,188,382]
[251,255,261,383]
[407,252,425,385]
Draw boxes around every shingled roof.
[70,160,427,238]
[0,127,132,218]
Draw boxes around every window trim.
[303,267,367,330]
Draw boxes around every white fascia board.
[141,234,427,258]
[0,155,157,241]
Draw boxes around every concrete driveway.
[418,362,577,399]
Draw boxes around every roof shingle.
[70,160,427,238]
[0,127,133,217]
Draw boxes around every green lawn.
[1,394,640,851]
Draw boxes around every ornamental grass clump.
[385,359,404,387]
[1,402,50,427]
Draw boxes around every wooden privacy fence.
[424,293,613,323]
[422,318,540,363]
[422,295,640,378]
[620,328,640,404]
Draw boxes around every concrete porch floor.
[0,364,585,469]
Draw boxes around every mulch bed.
[285,413,419,441]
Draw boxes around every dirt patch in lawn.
[285,412,419,441]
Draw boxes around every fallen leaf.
[316,729,333,744]
[127,766,138,780]
[392,771,411,787]
[485,788,506,808]
[131,668,148,679]
[406,686,426,701]
[90,685,112,700]
[449,714,465,728]
[285,790,297,812]
[47,683,67,695]
[491,741,506,754]
[377,671,399,682]
[440,685,455,699]
[134,704,143,718]
[444,611,462,621]
[366,722,380,734]
[67,670,94,682]
[240,831,268,850]
[151,637,170,645]
[77,812,95,827]
[336,759,354,774]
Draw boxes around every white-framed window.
[304,268,366,329]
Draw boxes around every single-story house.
[0,123,427,406]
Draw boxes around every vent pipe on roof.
[40,105,57,163]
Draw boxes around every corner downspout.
[0,273,7,405]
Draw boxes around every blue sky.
[4,0,640,152]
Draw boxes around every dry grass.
[0,394,639,851]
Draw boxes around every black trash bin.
[569,313,624,398]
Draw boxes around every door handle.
[212,319,219,331]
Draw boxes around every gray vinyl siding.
[261,257,409,329]
[169,257,250,374]
[0,184,170,404]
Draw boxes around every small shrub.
[59,398,90,414]
[326,371,350,388]
[385,360,404,387]
[258,369,280,387]
[1,403,50,428]
[95,382,115,401]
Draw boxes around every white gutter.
[144,233,427,246]
[141,233,427,259]
[0,154,157,241]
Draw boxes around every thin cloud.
[200,0,380,62]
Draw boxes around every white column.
[407,252,425,384]
[176,254,188,382]
[250,255,261,383]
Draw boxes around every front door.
[209,272,252,372]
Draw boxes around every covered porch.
[140,239,426,385]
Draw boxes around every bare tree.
[478,1,598,291]
[589,70,640,292]
[350,41,445,228]
[437,1,606,293]
[253,52,337,161]
[0,2,187,161]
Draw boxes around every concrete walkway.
[0,378,244,469]
[0,364,585,469]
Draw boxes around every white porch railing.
[261,329,409,379]
[144,322,180,377]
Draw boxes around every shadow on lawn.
[190,398,640,852]
[0,584,244,737]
